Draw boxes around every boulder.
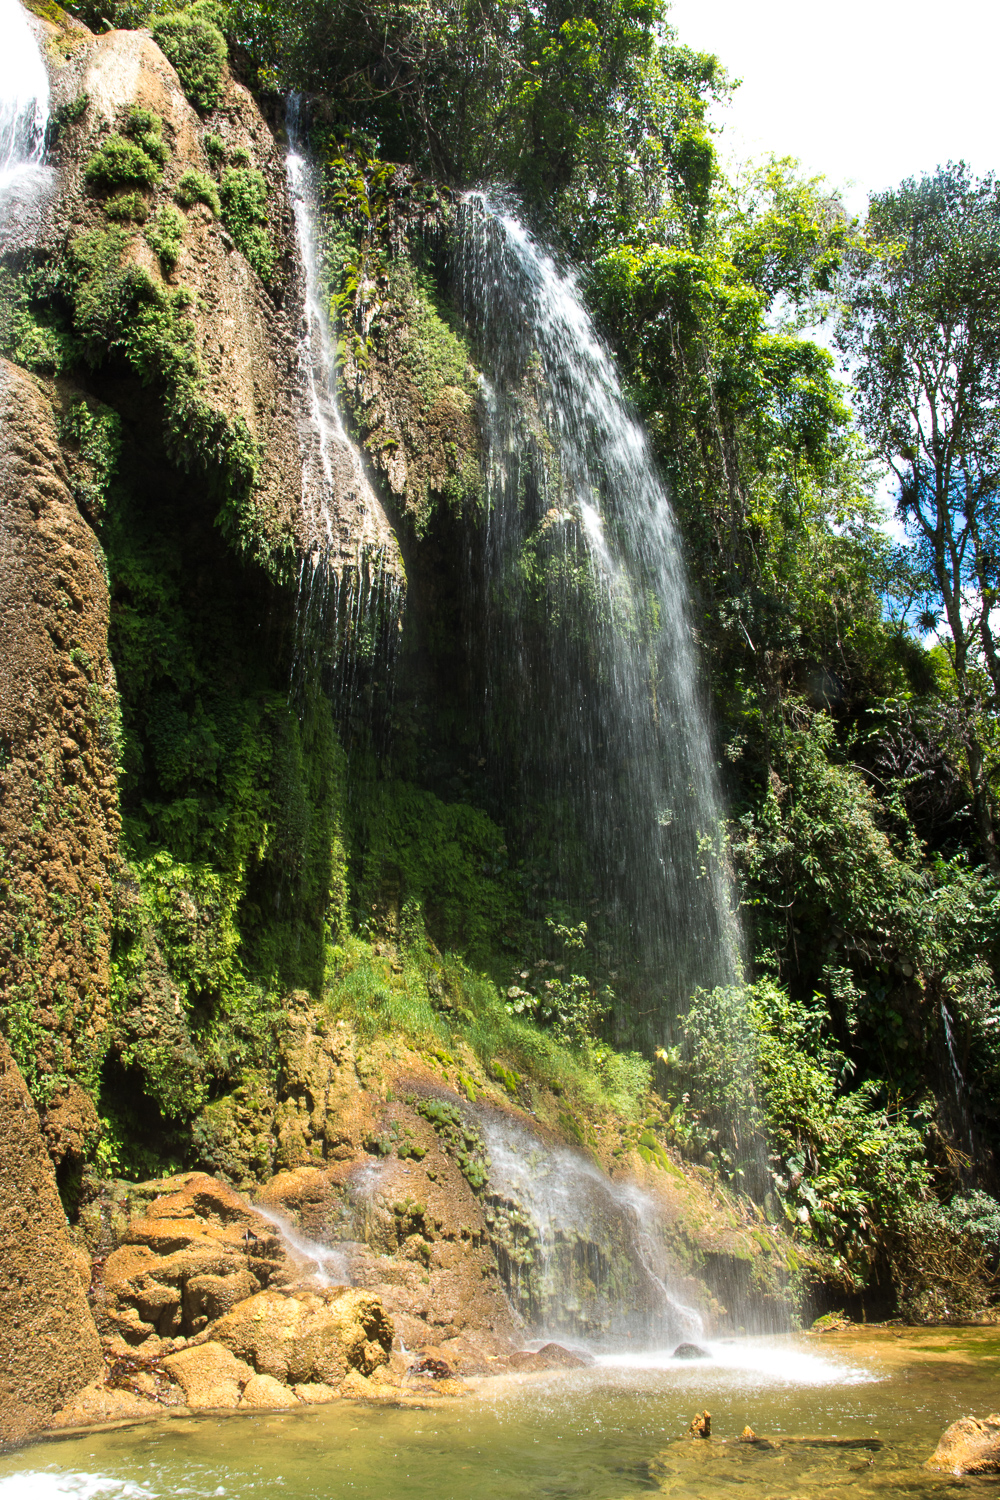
[211,1286,393,1386]
[239,1373,297,1409]
[162,1341,253,1410]
[927,1415,1000,1475]
[0,1035,103,1445]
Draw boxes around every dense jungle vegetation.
[26,0,1000,1317]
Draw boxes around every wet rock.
[739,1426,758,1443]
[688,1410,712,1438]
[0,1034,104,1445]
[39,1082,102,1173]
[162,1341,254,1410]
[927,1415,1000,1474]
[506,1343,591,1372]
[293,1382,340,1404]
[211,1286,393,1387]
[673,1342,710,1360]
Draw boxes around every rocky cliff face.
[0,357,119,1113]
[0,1032,103,1445]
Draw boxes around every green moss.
[219,167,274,283]
[175,168,220,215]
[85,111,167,196]
[152,7,227,112]
[398,264,474,412]
[202,131,226,167]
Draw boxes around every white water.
[0,0,49,199]
[483,1115,704,1347]
[253,1203,351,1287]
[456,196,743,1030]
[283,95,404,699]
[0,1478,154,1499]
[594,1337,878,1387]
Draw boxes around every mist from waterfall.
[0,0,49,198]
[483,1115,704,1347]
[456,195,742,1035]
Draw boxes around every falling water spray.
[455,194,743,1036]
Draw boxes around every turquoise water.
[1,1331,997,1499]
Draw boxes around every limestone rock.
[48,1382,165,1431]
[35,28,403,584]
[211,1286,393,1386]
[162,1341,253,1410]
[927,1415,1000,1474]
[0,1036,103,1444]
[239,1372,298,1409]
[93,1172,287,1343]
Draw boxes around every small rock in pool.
[673,1342,710,1360]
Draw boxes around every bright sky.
[666,0,1000,217]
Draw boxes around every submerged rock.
[927,1415,1000,1474]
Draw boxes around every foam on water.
[595,1336,879,1386]
[0,1475,155,1499]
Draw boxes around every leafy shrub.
[84,133,163,192]
[202,131,226,165]
[152,7,227,112]
[219,166,274,282]
[175,167,220,214]
[104,190,150,222]
[146,204,186,273]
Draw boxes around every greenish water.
[2,1331,998,1500]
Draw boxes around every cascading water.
[0,0,49,199]
[482,1116,704,1347]
[253,1204,351,1287]
[283,96,403,700]
[456,196,742,1032]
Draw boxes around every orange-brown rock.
[927,1415,1000,1474]
[93,1173,287,1344]
[162,1341,254,1410]
[211,1286,393,1388]
[0,1035,103,1445]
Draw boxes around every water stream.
[455,196,742,1033]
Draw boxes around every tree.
[837,163,1000,868]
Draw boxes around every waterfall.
[0,0,49,198]
[456,196,741,1033]
[483,1116,703,1346]
[283,96,403,703]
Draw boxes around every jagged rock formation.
[0,1033,103,1446]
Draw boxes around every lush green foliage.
[218,166,274,282]
[152,4,228,110]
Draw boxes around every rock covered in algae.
[927,1415,1000,1474]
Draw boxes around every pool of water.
[2,1328,998,1500]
